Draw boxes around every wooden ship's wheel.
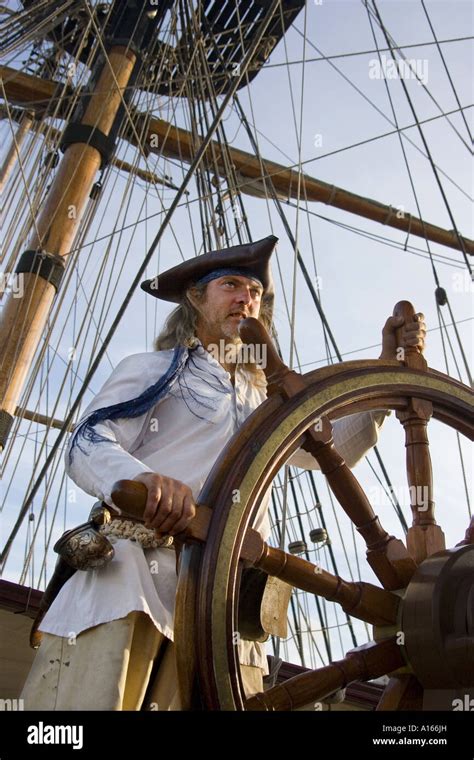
[112,302,473,711]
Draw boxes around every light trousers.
[20,611,263,710]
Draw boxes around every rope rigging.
[368,0,472,275]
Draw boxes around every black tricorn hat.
[141,235,278,303]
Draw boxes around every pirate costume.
[21,236,389,710]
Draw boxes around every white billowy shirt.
[41,342,388,672]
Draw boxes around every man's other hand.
[379,312,426,360]
[133,472,196,535]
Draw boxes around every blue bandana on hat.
[194,267,263,288]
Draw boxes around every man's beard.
[202,306,245,341]
[221,319,242,340]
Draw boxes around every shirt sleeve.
[64,353,167,508]
[287,410,390,471]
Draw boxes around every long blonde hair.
[154,282,274,376]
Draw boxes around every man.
[20,236,426,710]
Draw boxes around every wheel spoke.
[110,479,212,543]
[394,301,445,563]
[245,638,404,711]
[242,530,400,626]
[299,427,416,589]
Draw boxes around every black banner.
[0,709,472,758]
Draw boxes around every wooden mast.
[1,64,473,257]
[0,42,139,448]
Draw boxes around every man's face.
[196,274,263,342]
